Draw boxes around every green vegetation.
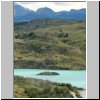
[14,76,83,98]
[14,19,86,70]
[14,19,86,98]
[37,71,59,75]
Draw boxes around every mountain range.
[14,3,86,22]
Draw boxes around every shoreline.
[80,90,86,98]
[14,75,85,98]
[14,69,86,98]
[14,68,86,71]
[14,76,84,98]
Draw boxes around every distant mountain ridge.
[14,4,86,22]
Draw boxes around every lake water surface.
[14,69,86,98]
[14,69,86,88]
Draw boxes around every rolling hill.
[14,19,86,70]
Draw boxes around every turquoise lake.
[14,69,86,88]
[14,69,86,98]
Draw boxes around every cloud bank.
[15,2,86,12]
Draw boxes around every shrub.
[24,87,40,98]
[66,84,73,90]
[43,86,51,93]
[58,33,68,38]
[32,45,42,53]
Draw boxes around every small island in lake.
[37,72,59,75]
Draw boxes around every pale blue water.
[14,69,86,89]
[14,69,86,98]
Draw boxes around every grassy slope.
[14,76,83,98]
[14,19,86,70]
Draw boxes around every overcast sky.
[15,2,86,12]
